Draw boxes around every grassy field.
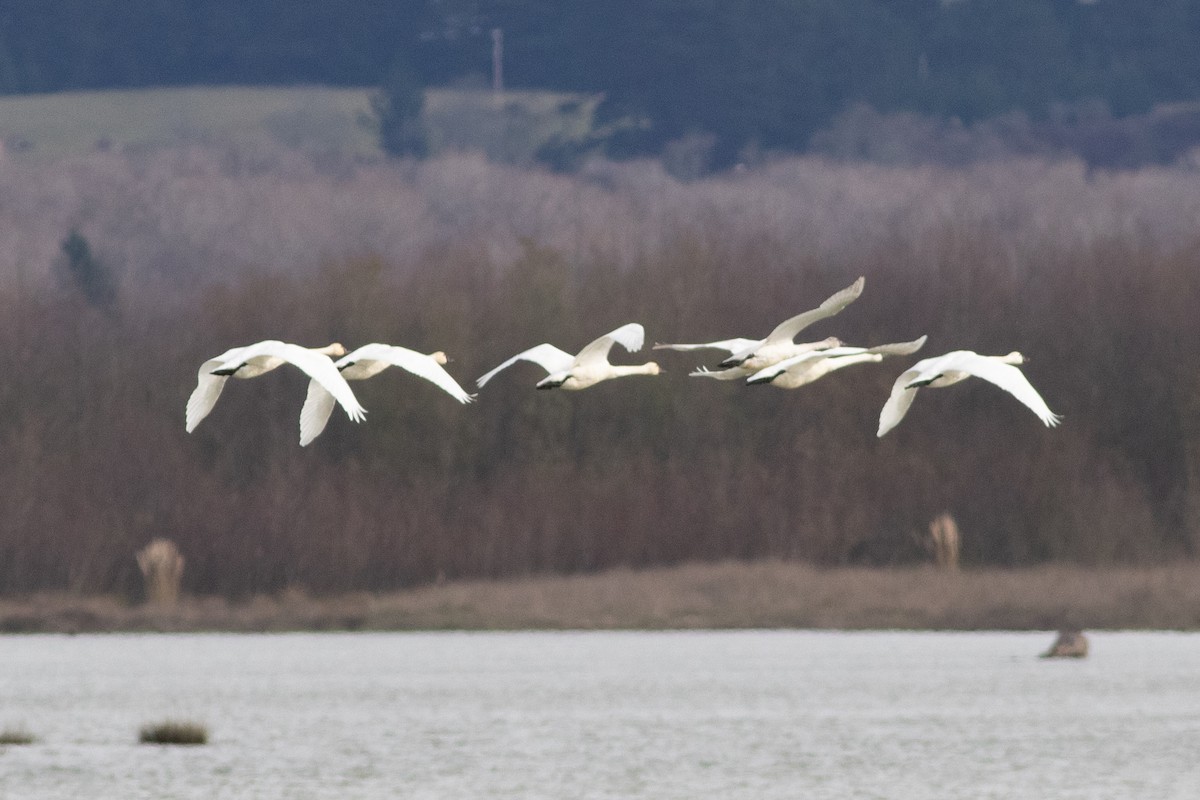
[4,560,1200,633]
[0,85,597,161]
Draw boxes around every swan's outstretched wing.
[339,344,475,403]
[865,335,927,357]
[653,337,760,355]
[185,359,230,432]
[942,352,1062,428]
[762,276,865,347]
[877,367,923,437]
[262,342,366,421]
[689,365,749,381]
[573,323,646,368]
[477,343,575,388]
[225,342,369,448]
[299,379,341,446]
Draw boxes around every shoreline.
[3,560,1200,634]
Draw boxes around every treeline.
[0,149,1198,596]
[3,2,1200,163]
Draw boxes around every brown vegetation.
[1041,629,1089,658]
[3,562,1200,632]
[0,148,1199,596]
[0,728,35,745]
[138,721,208,746]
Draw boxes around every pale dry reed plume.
[928,513,961,570]
[136,538,185,606]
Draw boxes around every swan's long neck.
[608,362,660,378]
[315,342,346,357]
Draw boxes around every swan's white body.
[877,350,1061,437]
[744,336,927,389]
[186,340,366,443]
[653,276,864,374]
[298,344,475,446]
[477,323,660,390]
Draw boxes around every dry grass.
[139,720,208,746]
[3,561,1200,632]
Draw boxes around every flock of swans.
[186,276,1062,446]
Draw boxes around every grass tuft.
[139,720,208,746]
[0,728,36,745]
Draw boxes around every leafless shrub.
[0,146,1197,594]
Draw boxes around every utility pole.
[491,27,504,96]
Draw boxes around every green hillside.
[0,85,599,162]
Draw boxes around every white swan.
[477,322,660,390]
[186,340,366,443]
[653,276,864,373]
[877,350,1061,437]
[685,337,842,381]
[298,344,474,446]
[744,336,928,389]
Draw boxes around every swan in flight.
[653,276,865,373]
[744,336,928,389]
[877,350,1061,437]
[298,344,475,446]
[477,322,660,390]
[186,340,366,443]
[684,337,841,381]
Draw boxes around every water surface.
[2,631,1198,799]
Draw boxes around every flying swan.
[744,335,928,389]
[185,340,366,444]
[876,350,1061,437]
[298,344,475,446]
[653,276,865,374]
[477,322,660,390]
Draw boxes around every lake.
[1,631,1198,799]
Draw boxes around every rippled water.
[1,631,1198,799]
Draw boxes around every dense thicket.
[2,2,1199,162]
[0,149,1197,596]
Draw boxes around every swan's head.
[320,342,348,357]
[1000,351,1026,365]
[645,362,662,376]
[430,350,449,365]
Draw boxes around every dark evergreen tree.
[372,60,428,157]
[58,229,116,312]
